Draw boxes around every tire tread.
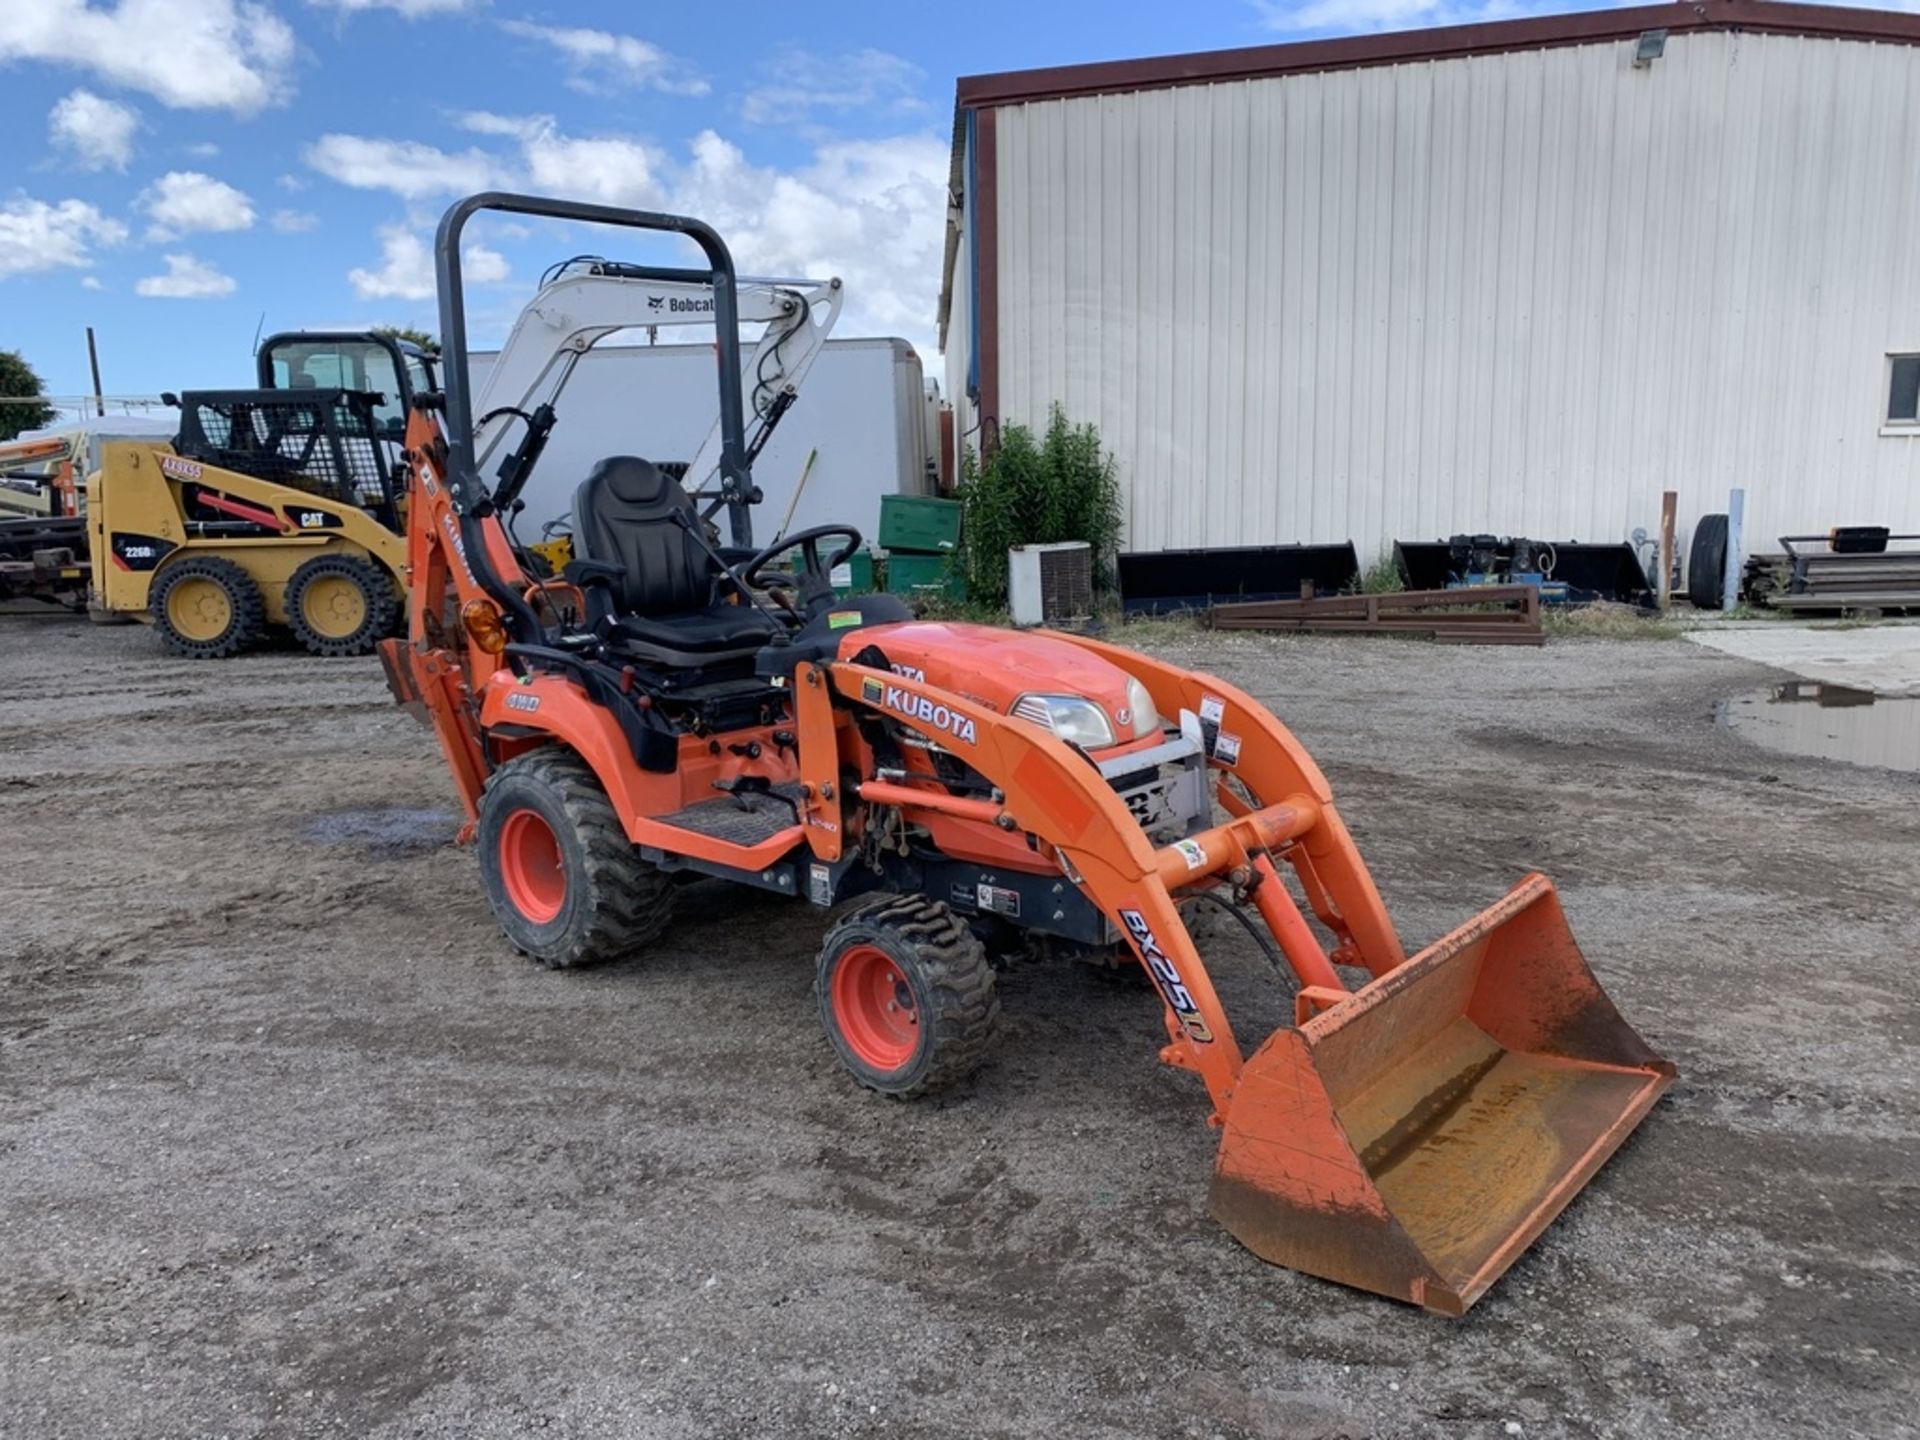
[479,749,674,968]
[818,893,1000,1096]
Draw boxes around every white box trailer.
[468,337,940,546]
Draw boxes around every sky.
[0,0,1652,410]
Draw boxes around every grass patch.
[1543,602,1683,640]
[1358,551,1405,593]
[1114,611,1206,645]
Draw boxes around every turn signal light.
[460,597,508,654]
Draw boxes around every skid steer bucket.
[1211,874,1673,1315]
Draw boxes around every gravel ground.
[1,614,1915,1440]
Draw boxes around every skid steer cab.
[384,191,1674,1316]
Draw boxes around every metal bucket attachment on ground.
[1211,873,1674,1315]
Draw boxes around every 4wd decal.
[882,684,977,746]
[1119,908,1215,1043]
[504,691,540,713]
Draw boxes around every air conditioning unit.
[1008,541,1093,627]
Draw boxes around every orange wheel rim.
[831,944,918,1070]
[499,809,565,923]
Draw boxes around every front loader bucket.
[1211,874,1673,1315]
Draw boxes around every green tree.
[0,350,57,442]
[372,325,440,356]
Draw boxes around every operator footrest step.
[655,782,805,846]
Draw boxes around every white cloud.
[140,170,256,240]
[47,89,138,170]
[0,0,296,116]
[270,208,318,233]
[462,112,670,208]
[740,48,928,128]
[458,110,539,138]
[80,274,104,290]
[671,130,948,347]
[184,141,220,158]
[524,128,664,209]
[1252,0,1535,30]
[304,132,501,198]
[499,19,707,95]
[135,252,236,298]
[0,196,128,277]
[347,224,508,300]
[306,116,944,345]
[310,0,469,14]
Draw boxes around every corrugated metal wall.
[943,137,977,460]
[979,31,1920,558]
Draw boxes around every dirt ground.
[2,613,1914,1440]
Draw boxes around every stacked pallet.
[1209,584,1544,645]
[1768,532,1920,612]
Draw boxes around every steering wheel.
[739,524,862,615]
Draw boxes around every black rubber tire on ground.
[816,893,1001,1097]
[1687,512,1729,610]
[149,555,267,659]
[475,749,676,968]
[285,552,401,657]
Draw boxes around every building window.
[1888,355,1920,428]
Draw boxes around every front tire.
[286,552,400,657]
[817,895,1000,1097]
[476,750,675,968]
[150,555,266,658]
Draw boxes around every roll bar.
[433,192,756,546]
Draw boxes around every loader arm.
[828,656,1347,1115]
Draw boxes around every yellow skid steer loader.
[90,385,407,658]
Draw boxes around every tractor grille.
[1102,734,1209,843]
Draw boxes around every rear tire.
[817,894,1000,1097]
[476,749,675,968]
[1687,513,1729,610]
[150,555,266,658]
[286,553,399,657]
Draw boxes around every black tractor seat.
[570,455,783,667]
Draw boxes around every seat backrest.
[572,456,716,615]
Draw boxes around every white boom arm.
[471,266,843,494]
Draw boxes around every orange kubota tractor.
[383,193,1674,1315]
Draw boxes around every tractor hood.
[839,620,1151,750]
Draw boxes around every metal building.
[939,0,1920,567]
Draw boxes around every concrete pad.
[1684,622,1920,696]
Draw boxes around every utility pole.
[86,327,105,418]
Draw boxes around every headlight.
[1125,676,1161,738]
[1011,693,1116,748]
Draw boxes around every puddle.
[300,808,459,857]
[1716,682,1920,774]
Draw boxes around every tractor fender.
[475,669,683,841]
